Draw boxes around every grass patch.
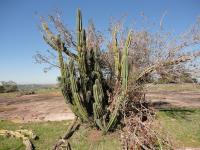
[0,120,70,150]
[70,127,120,150]
[158,108,200,148]
[0,92,19,99]
[34,88,61,95]
[0,108,200,149]
[0,120,120,150]
[147,83,200,92]
[0,88,61,99]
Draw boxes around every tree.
[0,84,4,93]
[0,81,18,93]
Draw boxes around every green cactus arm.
[78,55,87,96]
[112,29,120,79]
[121,31,132,91]
[58,50,66,78]
[93,79,104,114]
[68,59,89,122]
[61,88,82,118]
[76,9,88,100]
[69,60,78,92]
[73,92,89,122]
[44,35,78,60]
[77,30,88,98]
[42,23,78,60]
[76,8,83,52]
[43,35,78,60]
[93,84,100,103]
[105,100,120,132]
[43,35,58,51]
[105,111,118,133]
[93,103,106,131]
[61,65,72,103]
[78,30,87,74]
[93,79,107,130]
[63,47,78,60]
[95,79,104,102]
[42,22,61,50]
[105,93,126,133]
[93,47,102,80]
[81,29,86,51]
[42,22,54,38]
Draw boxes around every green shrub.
[17,89,35,96]
[0,85,4,93]
[0,81,18,93]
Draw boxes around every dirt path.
[0,91,200,122]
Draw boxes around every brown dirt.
[0,90,200,122]
[87,129,103,142]
[87,128,119,143]
[0,94,75,123]
[147,91,200,109]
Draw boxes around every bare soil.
[0,90,200,122]
[147,91,200,109]
[0,93,75,123]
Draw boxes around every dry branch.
[136,55,191,82]
[53,117,80,150]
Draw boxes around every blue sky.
[0,0,200,84]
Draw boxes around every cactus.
[112,29,120,79]
[41,9,131,133]
[105,32,131,132]
[121,32,132,91]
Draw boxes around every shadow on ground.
[159,108,198,121]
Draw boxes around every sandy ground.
[0,91,200,122]
[147,91,200,108]
[0,94,75,122]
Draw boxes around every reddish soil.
[0,90,200,122]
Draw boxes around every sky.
[0,0,200,84]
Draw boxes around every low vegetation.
[158,108,200,148]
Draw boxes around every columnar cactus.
[42,9,131,133]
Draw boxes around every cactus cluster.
[42,9,131,133]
